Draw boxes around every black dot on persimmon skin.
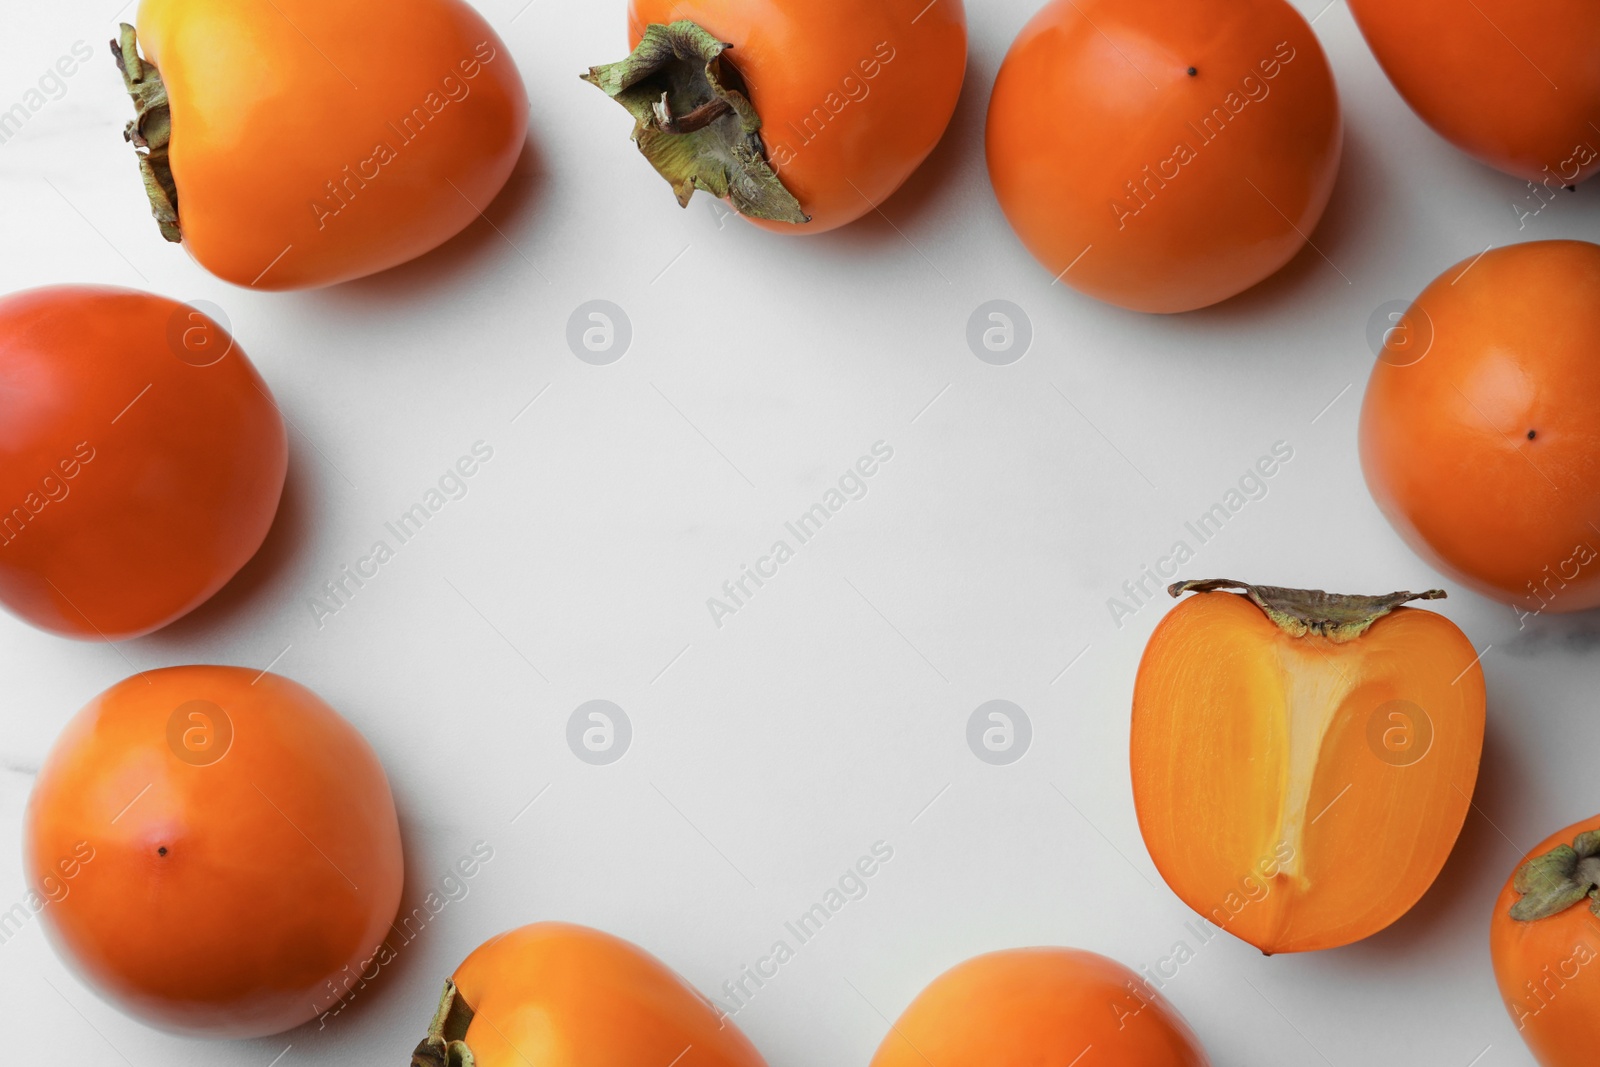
[157,847,168,857]
[1187,66,1198,76]
[1528,430,1537,440]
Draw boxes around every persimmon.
[1131,579,1485,954]
[0,286,286,640]
[867,947,1211,1067]
[1490,814,1600,1067]
[115,0,528,289]
[1347,0,1600,185]
[985,0,1342,313]
[411,922,767,1067]
[25,666,404,1037]
[1360,240,1600,616]
[584,0,967,233]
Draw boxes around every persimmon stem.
[111,24,181,243]
[655,93,734,134]
[1510,831,1600,922]
[1169,579,1446,643]
[582,20,809,224]
[410,979,477,1067]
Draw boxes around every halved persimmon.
[1131,579,1486,953]
[1490,814,1600,1067]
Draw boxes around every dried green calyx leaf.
[110,23,181,243]
[1168,579,1447,643]
[410,979,477,1067]
[1510,831,1600,922]
[582,20,809,224]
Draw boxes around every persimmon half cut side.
[1131,579,1486,954]
[1490,815,1600,1067]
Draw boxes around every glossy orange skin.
[868,947,1211,1067]
[1348,0,1600,185]
[1361,241,1600,614]
[25,667,404,1037]
[627,0,967,234]
[137,0,528,289]
[1132,591,1485,953]
[446,923,768,1067]
[0,286,286,640]
[986,0,1342,313]
[1490,814,1600,1067]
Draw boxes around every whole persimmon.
[411,923,768,1067]
[986,0,1341,312]
[1348,0,1600,185]
[1360,240,1600,615]
[585,1,967,233]
[867,947,1211,1067]
[1491,814,1600,1067]
[1132,579,1485,953]
[25,666,404,1037]
[0,286,286,640]
[116,0,528,288]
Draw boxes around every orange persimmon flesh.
[1131,583,1485,953]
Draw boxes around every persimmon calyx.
[1168,578,1447,642]
[110,24,181,244]
[582,20,810,225]
[410,979,477,1067]
[1510,831,1600,922]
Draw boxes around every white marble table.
[1,1,1596,1064]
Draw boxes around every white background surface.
[2,1,1599,1064]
